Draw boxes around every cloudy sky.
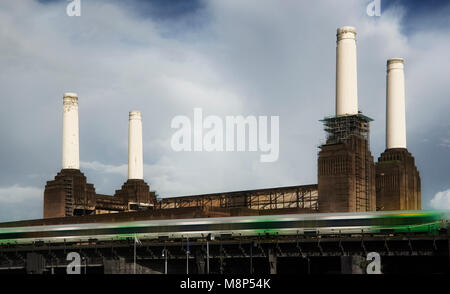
[0,0,449,222]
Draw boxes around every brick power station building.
[43,26,421,219]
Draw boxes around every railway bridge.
[0,210,448,274]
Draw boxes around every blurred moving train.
[0,210,448,245]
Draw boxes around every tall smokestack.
[336,26,358,116]
[386,58,407,149]
[128,111,143,180]
[62,92,80,169]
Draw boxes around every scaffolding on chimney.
[320,113,374,212]
[63,178,73,216]
[354,140,371,212]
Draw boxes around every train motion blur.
[1,210,448,245]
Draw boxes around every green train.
[0,210,448,245]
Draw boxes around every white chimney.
[62,92,80,169]
[386,58,407,149]
[336,26,359,116]
[128,111,143,180]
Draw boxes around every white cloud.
[0,185,42,204]
[429,189,450,210]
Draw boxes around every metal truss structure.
[157,185,319,211]
[0,231,448,274]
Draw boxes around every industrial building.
[43,93,320,218]
[42,26,420,218]
[0,26,442,275]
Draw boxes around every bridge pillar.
[340,255,364,274]
[195,248,206,274]
[268,249,277,274]
[103,257,156,274]
[26,253,45,274]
